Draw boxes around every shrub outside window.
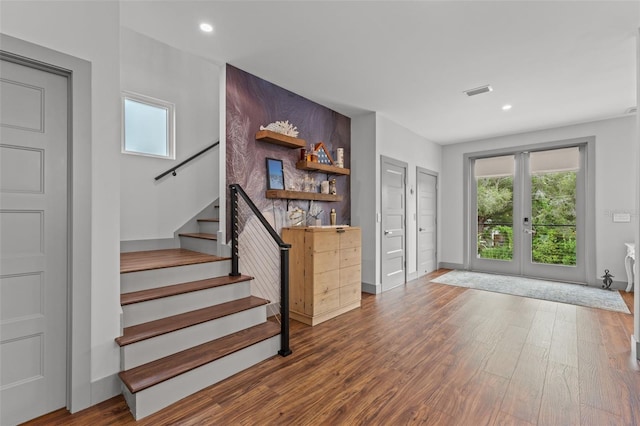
[122,91,175,159]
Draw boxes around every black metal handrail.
[229,184,292,357]
[155,141,219,181]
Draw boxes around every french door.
[470,145,586,283]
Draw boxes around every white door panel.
[1,59,68,425]
[381,157,406,291]
[417,169,437,277]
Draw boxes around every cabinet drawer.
[313,269,340,294]
[311,249,339,274]
[340,228,361,249]
[340,264,361,286]
[340,246,361,268]
[340,282,361,306]
[307,231,339,253]
[312,288,340,315]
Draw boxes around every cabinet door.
[307,230,339,253]
[340,228,361,250]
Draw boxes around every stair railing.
[229,184,292,357]
[155,141,219,181]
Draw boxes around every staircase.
[178,217,219,255]
[117,208,282,419]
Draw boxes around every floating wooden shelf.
[256,130,306,149]
[266,190,343,202]
[296,161,350,176]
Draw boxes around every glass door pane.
[528,147,578,266]
[475,155,515,262]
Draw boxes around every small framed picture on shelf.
[266,158,285,190]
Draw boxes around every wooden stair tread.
[115,296,269,346]
[197,218,219,222]
[120,249,229,274]
[179,232,218,240]
[120,275,254,306]
[119,321,280,394]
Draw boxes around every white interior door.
[1,58,69,425]
[417,168,437,278]
[381,156,406,291]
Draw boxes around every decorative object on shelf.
[259,120,299,137]
[309,145,318,162]
[330,208,337,225]
[288,208,306,227]
[335,147,344,168]
[266,158,285,190]
[601,269,614,290]
[308,202,323,226]
[320,180,330,194]
[329,178,337,195]
[314,142,334,165]
[303,175,317,192]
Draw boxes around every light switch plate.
[613,213,631,223]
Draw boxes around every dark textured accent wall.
[226,64,351,236]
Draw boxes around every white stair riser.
[121,261,230,293]
[123,281,251,327]
[180,236,217,255]
[121,306,267,370]
[198,222,219,234]
[124,335,280,420]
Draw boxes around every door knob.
[384,230,393,235]
[419,227,425,232]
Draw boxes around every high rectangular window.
[122,92,175,159]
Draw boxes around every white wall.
[0,0,122,401]
[377,114,442,282]
[120,28,220,242]
[441,116,637,285]
[351,113,378,289]
[352,113,442,293]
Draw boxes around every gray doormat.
[432,270,630,314]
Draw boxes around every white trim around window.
[121,91,175,159]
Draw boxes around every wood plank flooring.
[26,269,640,425]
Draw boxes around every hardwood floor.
[26,269,640,425]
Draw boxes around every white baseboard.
[632,334,640,361]
[439,262,464,270]
[407,271,418,281]
[91,373,121,406]
[362,281,380,294]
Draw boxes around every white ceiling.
[121,1,639,145]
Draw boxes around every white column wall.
[634,28,639,358]
[441,116,637,286]
[351,113,378,291]
[0,0,122,398]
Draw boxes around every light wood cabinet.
[282,226,361,325]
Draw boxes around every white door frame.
[416,167,438,278]
[463,136,596,285]
[1,34,92,413]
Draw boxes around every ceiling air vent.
[464,85,493,97]
[625,106,637,115]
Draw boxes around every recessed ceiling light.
[199,23,214,33]
[502,104,512,111]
